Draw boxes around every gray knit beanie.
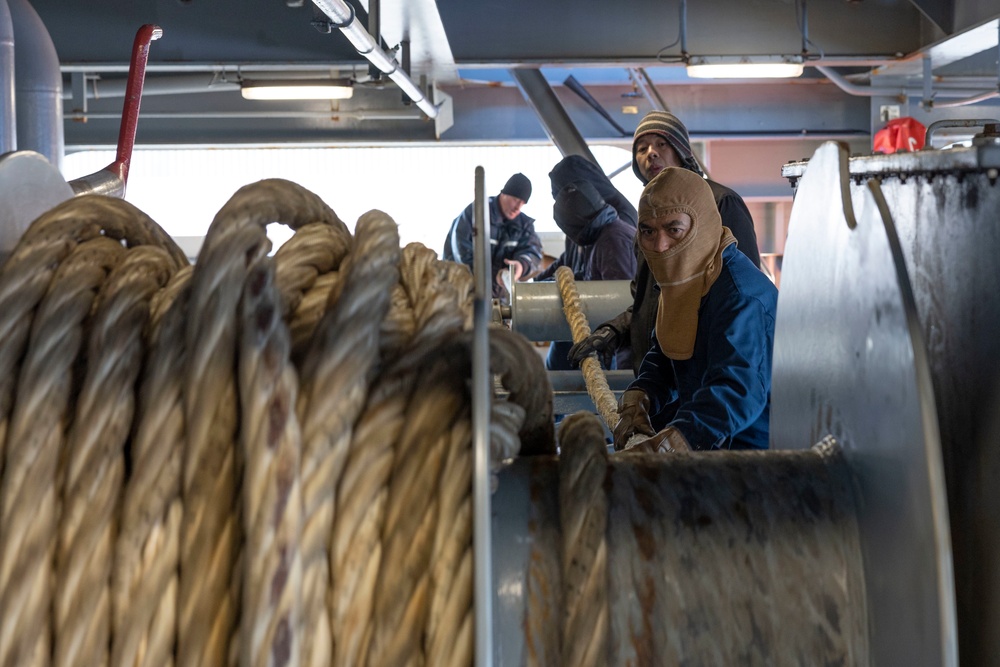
[631,110,703,183]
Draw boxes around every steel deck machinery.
[492,133,1000,666]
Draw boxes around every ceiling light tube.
[241,79,354,100]
[686,56,805,79]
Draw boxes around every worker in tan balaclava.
[613,167,778,452]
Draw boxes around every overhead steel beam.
[907,0,954,35]
[510,68,597,164]
[873,17,998,78]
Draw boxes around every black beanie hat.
[501,172,532,203]
[631,110,703,183]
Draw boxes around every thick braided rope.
[329,361,420,667]
[112,268,193,667]
[273,220,353,318]
[288,271,341,362]
[180,178,344,667]
[425,415,474,667]
[0,237,124,667]
[368,355,468,667]
[0,239,75,477]
[557,413,609,667]
[488,327,555,456]
[0,194,182,482]
[334,242,473,667]
[238,256,304,667]
[401,244,470,347]
[554,266,619,432]
[294,211,400,667]
[378,282,417,358]
[55,245,181,667]
[425,392,525,667]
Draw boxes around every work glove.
[623,426,692,454]
[568,323,619,369]
[613,388,655,451]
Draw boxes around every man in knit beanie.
[443,172,543,304]
[569,109,762,374]
[631,110,704,180]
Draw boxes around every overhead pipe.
[816,65,999,102]
[0,0,14,154]
[64,73,240,99]
[9,0,62,170]
[311,0,439,119]
[924,27,1000,110]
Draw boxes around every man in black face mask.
[544,179,637,371]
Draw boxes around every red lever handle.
[111,24,162,190]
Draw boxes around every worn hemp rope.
[0,177,558,667]
[112,267,192,667]
[553,266,621,432]
[56,244,181,667]
[296,211,400,667]
[0,196,185,667]
[179,179,347,667]
[557,413,609,667]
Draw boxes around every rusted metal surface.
[610,445,866,666]
[871,164,1000,667]
[780,139,1000,665]
[773,142,956,666]
[781,142,1000,186]
[494,443,869,665]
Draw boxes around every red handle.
[111,24,163,188]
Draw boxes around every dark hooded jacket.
[538,155,637,282]
[546,180,636,370]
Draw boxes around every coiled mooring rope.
[0,177,553,667]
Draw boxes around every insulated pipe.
[815,64,997,100]
[511,68,598,164]
[927,27,1000,110]
[0,0,14,154]
[63,73,240,99]
[310,0,439,119]
[9,0,62,170]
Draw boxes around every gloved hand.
[568,323,619,369]
[623,426,692,454]
[613,389,655,451]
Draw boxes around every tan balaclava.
[638,167,737,360]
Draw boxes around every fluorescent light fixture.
[241,79,354,100]
[686,56,804,79]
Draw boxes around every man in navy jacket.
[443,172,543,304]
[613,167,777,452]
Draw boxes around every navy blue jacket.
[612,179,761,374]
[443,195,543,300]
[629,245,777,450]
